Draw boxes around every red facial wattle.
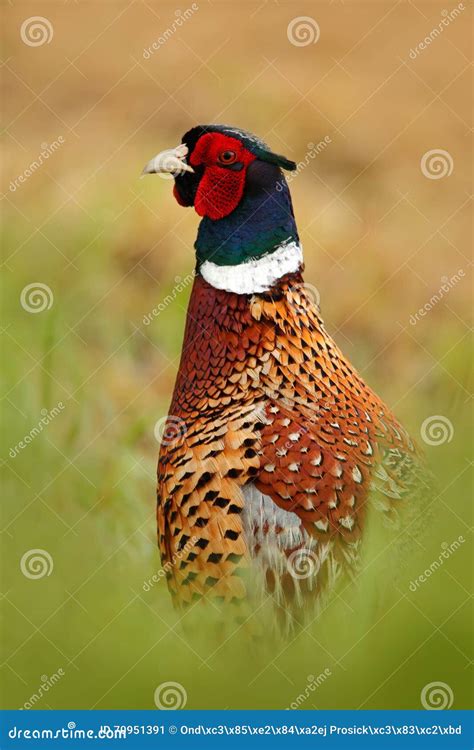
[188,133,256,220]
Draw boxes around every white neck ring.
[199,240,303,294]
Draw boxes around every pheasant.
[143,125,428,630]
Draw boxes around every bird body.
[144,125,426,627]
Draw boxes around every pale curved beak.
[141,143,194,177]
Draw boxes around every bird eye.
[218,150,237,164]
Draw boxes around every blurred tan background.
[1,0,472,710]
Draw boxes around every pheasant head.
[143,125,302,293]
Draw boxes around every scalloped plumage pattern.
[156,273,426,624]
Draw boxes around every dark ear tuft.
[252,144,297,172]
[265,152,297,172]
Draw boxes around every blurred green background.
[1,0,472,710]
